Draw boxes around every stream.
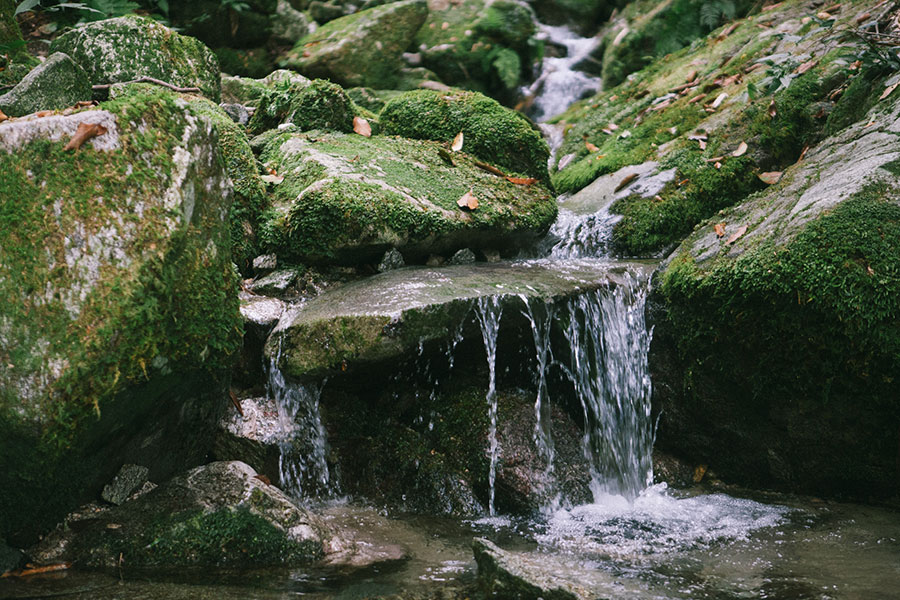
[3,20,899,600]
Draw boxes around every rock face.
[29,461,328,567]
[281,0,429,88]
[257,130,556,264]
[50,16,222,102]
[649,80,900,499]
[0,87,242,545]
[473,538,589,600]
[0,52,91,117]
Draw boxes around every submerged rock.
[650,80,900,499]
[30,461,328,568]
[0,52,91,117]
[281,0,429,88]
[50,15,222,102]
[0,87,241,545]
[257,131,556,264]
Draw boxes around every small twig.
[92,76,202,94]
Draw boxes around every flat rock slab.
[268,259,652,378]
[473,538,592,600]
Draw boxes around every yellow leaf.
[457,190,479,210]
[352,116,372,137]
[451,131,464,152]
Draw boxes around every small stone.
[377,248,405,272]
[425,254,445,267]
[249,269,299,296]
[101,464,149,506]
[220,103,250,126]
[448,248,476,265]
[253,253,278,274]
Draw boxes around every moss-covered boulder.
[649,85,900,500]
[50,15,222,102]
[221,69,310,107]
[257,129,555,264]
[29,461,328,567]
[380,89,550,183]
[0,87,242,545]
[548,0,871,257]
[280,0,428,88]
[0,52,91,117]
[414,0,540,100]
[0,0,39,89]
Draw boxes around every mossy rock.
[414,0,540,100]
[650,89,900,500]
[290,79,355,132]
[50,15,222,102]
[380,89,550,184]
[214,47,274,79]
[257,130,556,264]
[28,462,327,567]
[0,87,242,545]
[0,52,91,117]
[280,0,428,89]
[221,69,310,107]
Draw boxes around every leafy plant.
[699,0,736,29]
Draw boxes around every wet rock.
[473,538,589,600]
[241,294,286,330]
[269,260,650,378]
[254,253,278,275]
[650,86,900,500]
[50,16,221,102]
[257,130,556,264]
[250,269,300,296]
[29,461,329,568]
[0,88,241,546]
[101,464,150,506]
[0,52,91,117]
[220,102,250,125]
[448,248,476,266]
[281,0,428,88]
[378,248,406,272]
[213,397,285,481]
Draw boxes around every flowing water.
[474,296,503,516]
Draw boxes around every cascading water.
[475,296,503,516]
[267,357,336,500]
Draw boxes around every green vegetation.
[290,79,355,132]
[380,89,550,183]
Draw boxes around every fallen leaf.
[352,116,371,137]
[880,81,900,100]
[505,176,537,185]
[473,160,506,177]
[619,130,632,139]
[704,156,725,163]
[699,139,707,150]
[867,265,875,276]
[732,141,748,157]
[595,153,606,160]
[451,131,464,151]
[689,93,708,104]
[816,11,833,20]
[457,190,479,210]
[585,141,600,152]
[614,172,639,193]
[261,174,284,185]
[714,223,726,237]
[759,171,782,185]
[685,69,698,83]
[717,22,738,41]
[795,59,817,75]
[710,92,729,109]
[693,464,708,483]
[254,474,272,485]
[36,110,54,118]
[714,161,722,169]
[856,12,871,24]
[726,225,747,245]
[768,99,777,118]
[678,178,689,186]
[798,144,809,161]
[0,109,7,123]
[63,122,108,151]
[1,563,71,578]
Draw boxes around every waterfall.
[268,360,336,500]
[475,296,503,516]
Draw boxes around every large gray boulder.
[50,16,222,101]
[0,52,91,117]
[0,87,241,546]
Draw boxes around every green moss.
[115,507,320,566]
[825,65,888,137]
[290,79,354,133]
[747,72,824,166]
[660,182,900,410]
[380,89,550,183]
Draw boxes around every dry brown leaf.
[63,122,108,151]
[699,139,707,150]
[352,116,372,137]
[710,92,729,109]
[798,144,809,161]
[0,109,7,123]
[689,93,708,104]
[692,464,708,483]
[505,176,537,185]
[686,69,698,83]
[726,225,747,244]
[714,161,722,169]
[451,131,464,152]
[254,474,271,485]
[880,81,900,100]
[614,172,639,193]
[457,190,479,210]
[585,141,600,152]
[36,110,54,118]
[732,141,748,157]
[816,11,832,20]
[759,171,782,185]
[595,154,607,160]
[856,12,871,24]
[714,223,726,237]
[473,160,506,177]
[795,59,817,75]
